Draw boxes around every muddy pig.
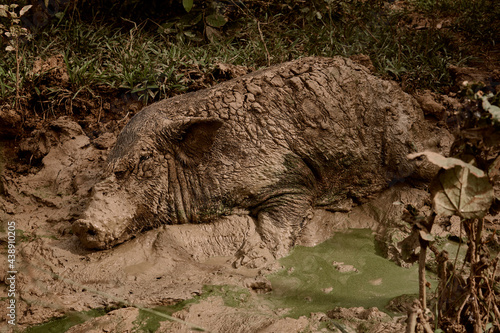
[73,57,439,262]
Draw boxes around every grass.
[409,0,500,44]
[0,0,498,114]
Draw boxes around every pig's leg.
[234,155,317,267]
[256,194,313,257]
[233,193,313,268]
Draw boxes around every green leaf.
[182,0,193,12]
[408,151,485,177]
[206,14,227,28]
[430,165,494,219]
[479,93,500,123]
[399,230,420,263]
[19,5,32,17]
[419,230,435,242]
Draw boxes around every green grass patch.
[409,0,500,44]
[1,0,492,112]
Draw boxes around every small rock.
[350,54,375,72]
[92,132,116,150]
[415,90,445,118]
[31,54,70,87]
[322,287,333,294]
[244,277,272,293]
[214,63,251,80]
[332,261,359,273]
[0,106,21,139]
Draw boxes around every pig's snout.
[72,219,117,249]
[73,214,136,250]
[73,175,137,249]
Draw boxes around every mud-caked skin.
[73,56,438,261]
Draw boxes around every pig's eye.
[139,155,151,162]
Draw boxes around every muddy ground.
[0,56,499,333]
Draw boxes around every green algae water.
[266,228,422,318]
[23,309,107,333]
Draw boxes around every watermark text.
[6,221,17,326]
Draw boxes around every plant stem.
[257,21,270,67]
[419,239,428,309]
[419,212,436,310]
[466,219,482,333]
[15,35,20,114]
[406,302,418,333]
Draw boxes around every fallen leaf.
[430,166,494,219]
[408,151,485,177]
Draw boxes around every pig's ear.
[171,118,224,164]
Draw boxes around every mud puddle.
[24,229,429,332]
[23,284,257,332]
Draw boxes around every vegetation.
[0,3,32,113]
[404,86,500,332]
[0,0,498,116]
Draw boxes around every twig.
[455,220,464,272]
[493,303,500,328]
[406,301,419,333]
[465,219,484,333]
[406,300,433,333]
[118,111,130,123]
[257,21,271,66]
[455,293,470,324]
[97,96,103,123]
[15,35,20,115]
[419,312,434,333]
[435,249,448,321]
[476,218,484,252]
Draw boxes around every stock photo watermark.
[6,221,17,326]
